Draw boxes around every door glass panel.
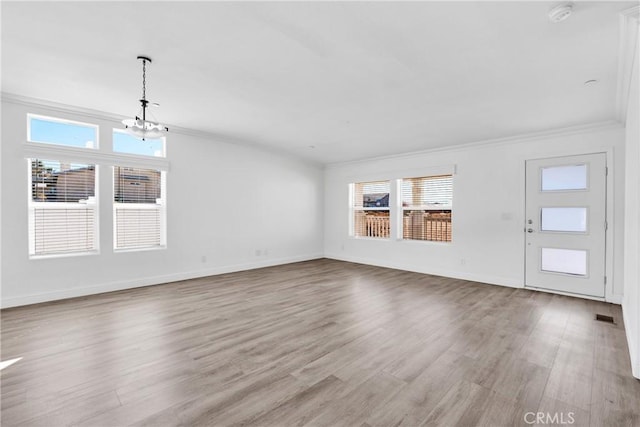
[541,164,587,191]
[541,248,587,276]
[541,207,587,232]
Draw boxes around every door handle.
[527,228,534,233]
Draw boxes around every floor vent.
[595,314,615,324]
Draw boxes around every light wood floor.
[2,259,639,426]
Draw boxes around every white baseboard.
[622,301,640,379]
[325,253,625,304]
[0,253,324,309]
[324,253,523,289]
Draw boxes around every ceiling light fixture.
[122,56,168,141]
[548,2,574,23]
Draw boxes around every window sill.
[113,245,167,254]
[30,250,100,260]
[349,236,391,242]
[397,238,453,245]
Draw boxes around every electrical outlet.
[201,255,207,263]
[255,249,261,256]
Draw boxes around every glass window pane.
[541,164,587,191]
[401,175,453,209]
[114,167,162,204]
[541,248,587,276]
[29,159,98,257]
[541,207,587,232]
[113,166,165,250]
[353,181,390,208]
[31,160,95,202]
[113,131,164,157]
[29,117,97,148]
[352,181,390,238]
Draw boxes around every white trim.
[24,141,170,171]
[344,164,456,184]
[523,285,610,303]
[622,302,640,378]
[522,149,620,303]
[0,253,324,309]
[325,253,522,289]
[326,122,622,169]
[348,236,392,242]
[2,92,322,167]
[616,6,640,123]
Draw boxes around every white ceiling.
[1,1,635,164]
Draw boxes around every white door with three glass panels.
[525,153,606,298]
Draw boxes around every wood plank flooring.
[1,259,639,426]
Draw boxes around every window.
[113,130,165,157]
[25,114,170,257]
[113,166,165,250]
[401,175,453,242]
[352,181,390,238]
[28,159,98,256]
[28,115,97,149]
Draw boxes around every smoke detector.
[549,2,573,23]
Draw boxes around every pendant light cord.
[141,58,147,121]
[142,59,147,102]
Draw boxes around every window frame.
[401,174,453,243]
[348,167,455,244]
[27,114,99,150]
[27,159,100,259]
[112,166,167,252]
[350,180,392,240]
[23,113,171,259]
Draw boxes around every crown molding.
[1,92,129,123]
[615,6,640,124]
[1,92,322,167]
[325,120,623,169]
[0,92,250,140]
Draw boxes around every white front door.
[525,153,607,298]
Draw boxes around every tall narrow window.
[28,159,98,256]
[352,180,390,238]
[401,175,453,242]
[113,166,165,250]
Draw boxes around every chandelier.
[122,56,168,140]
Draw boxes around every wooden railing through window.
[403,212,452,242]
[354,211,452,241]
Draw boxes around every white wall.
[623,37,640,379]
[324,125,625,302]
[0,98,324,308]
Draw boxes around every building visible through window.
[401,175,453,242]
[352,181,390,238]
[29,159,98,256]
[113,166,165,250]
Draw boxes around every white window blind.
[352,180,390,238]
[29,159,97,256]
[114,166,164,250]
[401,175,453,242]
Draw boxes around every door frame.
[522,149,617,303]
